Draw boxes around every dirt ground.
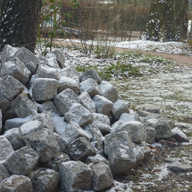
[53,39,192,68]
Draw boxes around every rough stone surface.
[68,137,96,161]
[0,110,2,134]
[78,91,96,113]
[80,69,101,84]
[0,175,33,192]
[60,121,90,144]
[0,57,31,84]
[15,47,39,74]
[91,141,104,156]
[111,120,147,143]
[143,104,160,114]
[59,161,93,192]
[65,103,93,127]
[167,163,192,173]
[145,127,156,144]
[52,49,65,69]
[86,154,110,166]
[171,127,189,143]
[32,78,58,102]
[108,142,136,175]
[53,88,79,116]
[79,78,101,98]
[5,146,39,175]
[119,112,139,122]
[58,76,79,95]
[3,128,25,150]
[99,81,118,102]
[0,164,11,183]
[0,75,24,101]
[60,67,80,83]
[28,168,59,192]
[0,92,10,113]
[91,162,113,191]
[111,100,130,121]
[10,92,37,118]
[93,95,113,115]
[0,136,14,164]
[23,128,60,162]
[92,113,111,135]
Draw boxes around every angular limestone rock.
[5,146,39,175]
[108,142,136,175]
[143,104,160,114]
[91,162,113,191]
[0,75,24,101]
[58,76,79,95]
[53,88,79,116]
[91,141,104,156]
[60,67,80,83]
[23,128,60,162]
[59,161,93,192]
[111,100,130,121]
[78,92,96,113]
[10,92,37,118]
[3,128,25,150]
[80,69,101,84]
[86,154,110,166]
[104,131,133,155]
[52,50,65,69]
[0,92,10,113]
[119,112,139,122]
[93,95,113,115]
[145,127,156,144]
[1,57,31,84]
[111,121,147,143]
[99,81,118,103]
[0,136,14,164]
[65,103,93,127]
[61,121,90,145]
[0,164,11,183]
[28,168,59,192]
[68,137,96,161]
[32,78,58,102]
[46,56,60,68]
[79,78,101,98]
[172,127,189,143]
[0,175,33,192]
[92,113,111,135]
[167,163,192,173]
[15,47,39,74]
[36,64,59,79]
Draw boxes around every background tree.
[0,0,42,52]
[146,0,188,42]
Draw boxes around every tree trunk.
[146,0,188,42]
[0,0,42,52]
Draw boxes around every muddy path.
[53,39,192,68]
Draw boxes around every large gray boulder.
[59,161,93,192]
[23,128,60,162]
[0,57,31,84]
[91,162,113,191]
[0,75,24,101]
[145,127,156,144]
[10,92,37,118]
[60,121,90,145]
[92,113,111,135]
[53,88,79,116]
[78,91,96,113]
[54,133,68,153]
[99,81,118,103]
[51,49,65,69]
[28,168,59,192]
[68,137,96,161]
[32,78,58,102]
[4,146,39,175]
[58,76,79,95]
[47,56,60,68]
[111,120,147,143]
[0,136,14,164]
[14,47,39,74]
[0,175,33,192]
[108,142,136,175]
[143,104,160,114]
[65,103,93,127]
[119,112,139,122]
[79,78,101,98]
[3,128,25,150]
[104,131,133,155]
[80,69,101,84]
[36,64,59,79]
[93,95,113,115]
[111,100,130,121]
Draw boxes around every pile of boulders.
[0,45,189,192]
